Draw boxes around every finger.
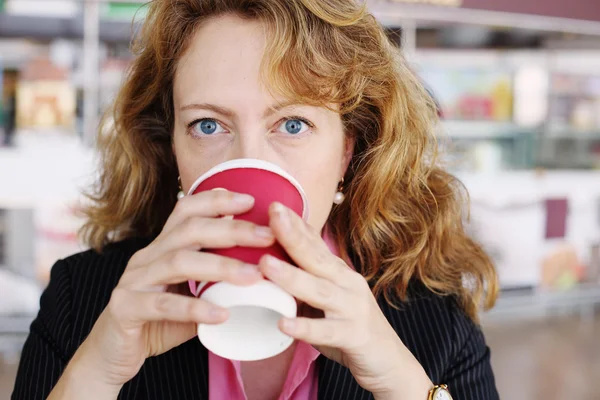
[279,317,349,348]
[122,250,263,289]
[259,255,346,313]
[162,190,255,234]
[108,288,229,330]
[269,202,349,283]
[156,216,275,255]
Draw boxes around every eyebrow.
[179,103,236,119]
[179,100,300,119]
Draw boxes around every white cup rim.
[187,158,309,220]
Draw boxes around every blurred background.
[1,0,599,399]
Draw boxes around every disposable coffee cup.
[187,158,308,361]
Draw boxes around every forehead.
[172,13,341,115]
[174,15,268,103]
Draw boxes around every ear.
[340,136,355,180]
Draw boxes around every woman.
[13,0,499,399]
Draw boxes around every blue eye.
[190,119,226,136]
[278,118,310,135]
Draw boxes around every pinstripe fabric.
[12,238,498,400]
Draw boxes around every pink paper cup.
[186,158,308,361]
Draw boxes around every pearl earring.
[177,176,185,200]
[333,178,345,205]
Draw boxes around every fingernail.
[240,264,260,276]
[255,226,274,239]
[234,194,254,205]
[210,307,228,320]
[273,202,290,230]
[264,255,282,275]
[281,318,296,332]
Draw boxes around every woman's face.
[173,14,353,231]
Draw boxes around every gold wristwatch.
[428,384,453,400]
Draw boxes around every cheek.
[172,130,223,192]
[294,164,339,231]
[306,193,335,232]
[285,134,346,231]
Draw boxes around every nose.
[228,129,267,161]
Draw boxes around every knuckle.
[173,195,192,215]
[292,229,310,252]
[168,251,188,272]
[273,265,292,286]
[182,216,199,234]
[213,189,234,206]
[221,257,243,278]
[159,252,177,274]
[315,279,335,302]
[192,300,211,320]
[154,292,173,313]
[313,249,329,266]
[230,219,250,235]
[184,298,198,318]
[297,318,309,336]
[304,223,319,237]
[322,323,336,342]
[333,256,348,271]
[223,190,237,202]
[182,217,206,241]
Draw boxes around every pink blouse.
[208,340,319,400]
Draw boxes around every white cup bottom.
[197,280,297,361]
[199,305,295,361]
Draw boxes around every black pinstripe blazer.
[12,237,499,400]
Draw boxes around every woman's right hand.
[51,190,274,396]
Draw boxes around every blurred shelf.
[438,121,537,139]
[438,122,600,141]
[0,13,139,42]
[0,314,34,336]
[483,283,600,321]
[0,314,34,357]
[545,126,600,139]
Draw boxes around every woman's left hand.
[258,203,433,400]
